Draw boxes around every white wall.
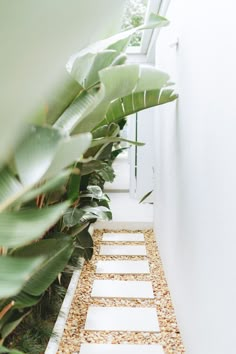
[154,1,236,353]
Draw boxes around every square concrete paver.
[102,233,145,242]
[85,307,159,332]
[96,260,150,274]
[99,244,147,256]
[91,279,154,299]
[79,343,165,354]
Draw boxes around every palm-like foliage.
[0,12,177,351]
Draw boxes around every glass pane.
[121,0,148,47]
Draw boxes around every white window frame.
[126,0,171,64]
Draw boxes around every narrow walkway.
[58,230,184,353]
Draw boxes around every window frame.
[126,0,171,63]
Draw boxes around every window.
[121,0,170,56]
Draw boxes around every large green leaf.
[56,64,173,135]
[0,309,30,341]
[12,238,74,296]
[19,169,72,204]
[68,13,169,88]
[69,50,120,90]
[45,72,83,125]
[70,64,139,134]
[0,167,25,212]
[53,90,98,134]
[0,346,24,354]
[92,123,120,139]
[43,133,92,179]
[15,125,63,186]
[15,125,91,186]
[13,291,41,309]
[101,88,178,126]
[0,167,22,205]
[0,256,43,298]
[0,202,69,248]
[70,65,177,134]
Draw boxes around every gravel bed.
[58,229,185,354]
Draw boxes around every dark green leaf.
[81,160,107,176]
[0,256,43,299]
[63,208,86,227]
[75,227,93,261]
[12,238,74,296]
[0,309,30,341]
[139,190,153,204]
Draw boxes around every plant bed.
[3,262,84,354]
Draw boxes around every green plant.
[0,12,177,352]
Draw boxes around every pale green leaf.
[53,90,98,133]
[19,169,72,204]
[0,202,69,248]
[43,133,92,179]
[0,167,25,211]
[15,125,62,186]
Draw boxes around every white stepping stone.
[91,280,154,299]
[80,343,165,354]
[96,260,150,274]
[99,244,147,256]
[102,232,145,242]
[85,306,159,332]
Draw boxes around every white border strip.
[45,259,85,354]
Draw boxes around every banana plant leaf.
[19,169,72,204]
[68,13,169,88]
[0,309,30,342]
[90,136,145,148]
[12,238,74,296]
[70,65,177,134]
[0,202,69,248]
[15,125,63,186]
[13,291,41,309]
[55,64,137,134]
[69,50,120,90]
[100,88,178,126]
[67,163,82,202]
[15,125,91,185]
[0,126,91,211]
[53,90,98,133]
[43,133,91,179]
[45,72,83,125]
[0,167,25,212]
[0,346,24,354]
[92,123,120,139]
[0,256,44,298]
[85,123,120,158]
